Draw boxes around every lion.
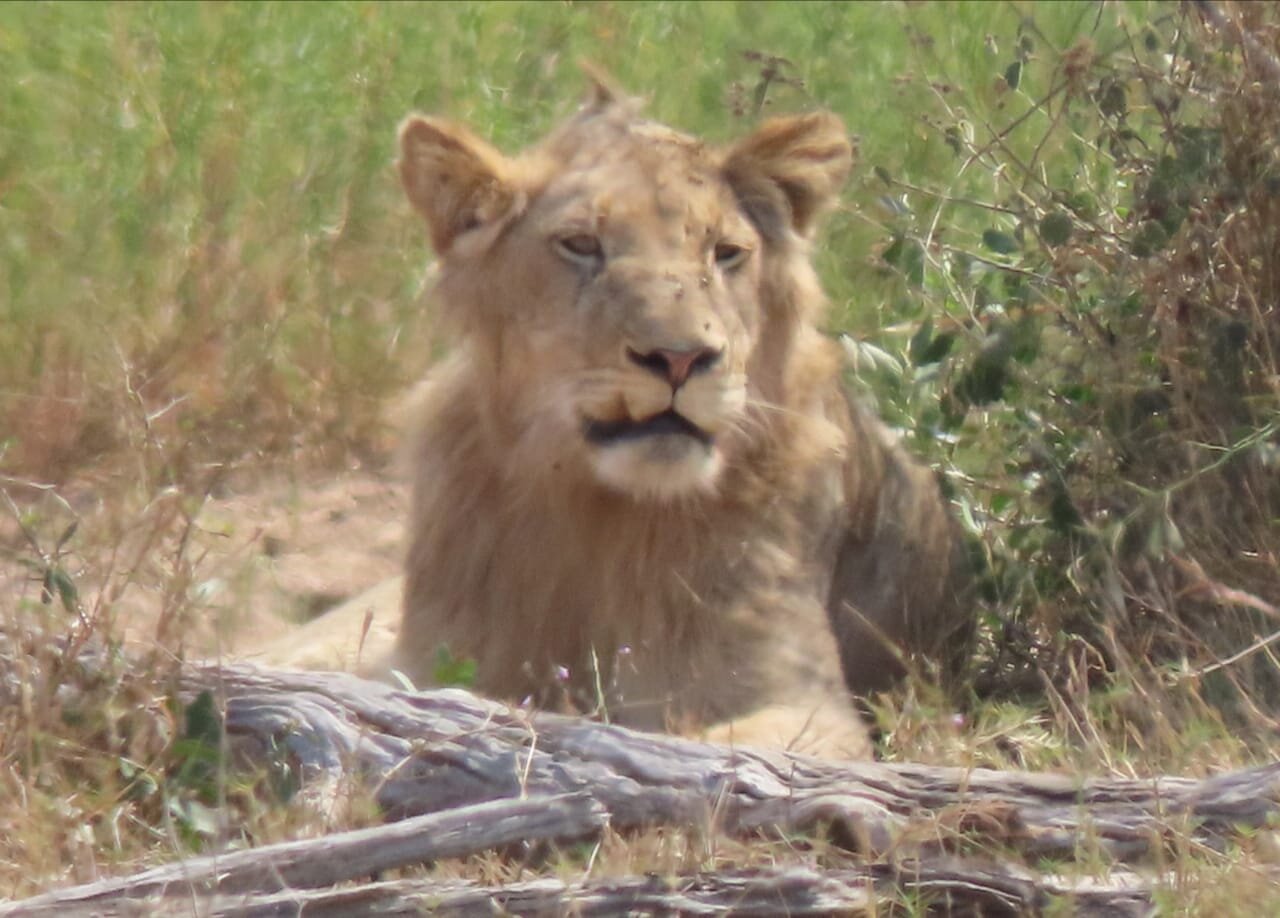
[271,81,970,759]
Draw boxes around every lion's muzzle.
[574,334,736,499]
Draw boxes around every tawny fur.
[271,85,970,760]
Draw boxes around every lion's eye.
[555,233,604,264]
[714,241,750,271]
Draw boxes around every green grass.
[0,0,1157,479]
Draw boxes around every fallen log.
[5,660,1278,915]
[3,794,607,917]
[14,860,1165,918]
[179,662,1280,861]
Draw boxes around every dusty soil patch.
[1,468,407,659]
[191,471,406,652]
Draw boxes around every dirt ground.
[190,470,408,653]
[1,466,409,663]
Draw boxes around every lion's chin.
[587,436,723,501]
[580,409,724,500]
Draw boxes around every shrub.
[849,1,1280,730]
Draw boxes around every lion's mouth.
[583,409,713,447]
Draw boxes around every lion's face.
[399,91,851,501]
[486,122,763,499]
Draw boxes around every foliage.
[0,0,1138,484]
[846,1,1280,733]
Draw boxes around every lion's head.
[398,84,851,501]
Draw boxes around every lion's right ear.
[398,116,523,256]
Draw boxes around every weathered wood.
[6,660,1279,915]
[182,662,1280,862]
[1,794,607,917]
[11,861,1166,918]
[208,863,1160,918]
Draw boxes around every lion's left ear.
[722,112,852,241]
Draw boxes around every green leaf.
[1098,81,1126,118]
[184,690,222,748]
[944,125,963,156]
[170,692,224,797]
[1119,291,1143,316]
[1004,61,1022,91]
[169,797,220,841]
[873,165,893,186]
[1059,383,1095,404]
[56,520,79,551]
[1047,481,1082,534]
[1010,316,1042,364]
[954,351,1008,406]
[1039,211,1073,246]
[881,235,903,267]
[42,567,78,614]
[1146,516,1185,557]
[120,760,160,801]
[922,332,955,365]
[1130,221,1169,257]
[982,229,1020,254]
[908,317,934,366]
[1063,191,1097,219]
[850,340,904,376]
[1175,126,1220,178]
[434,645,478,687]
[881,233,925,286]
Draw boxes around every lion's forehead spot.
[565,147,717,197]
[534,126,747,257]
[545,113,707,161]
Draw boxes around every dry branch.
[3,795,606,917]
[7,660,1280,915]
[210,863,1159,918]
[26,862,1164,918]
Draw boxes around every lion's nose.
[627,345,723,389]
